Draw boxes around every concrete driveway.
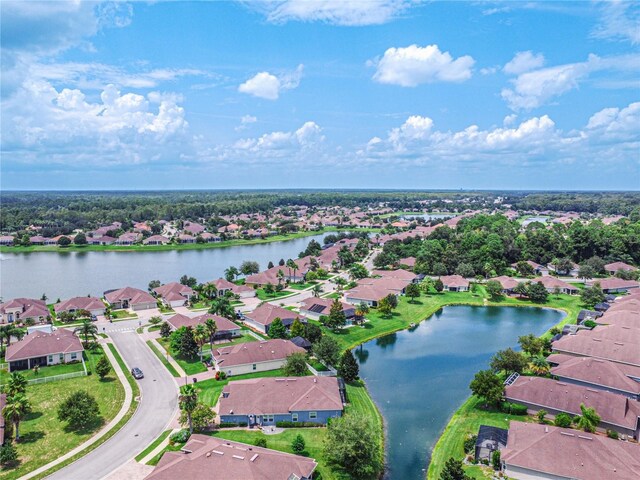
[47,324,178,480]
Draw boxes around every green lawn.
[109,310,138,319]
[201,333,257,352]
[0,361,84,384]
[427,396,534,480]
[2,346,125,480]
[156,338,208,375]
[256,289,294,301]
[147,340,180,377]
[288,281,319,291]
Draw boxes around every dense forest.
[374,214,640,276]
[1,190,638,234]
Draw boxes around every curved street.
[47,321,178,480]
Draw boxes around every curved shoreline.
[348,297,574,480]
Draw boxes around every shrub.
[0,442,18,467]
[499,402,527,415]
[291,434,306,453]
[491,450,501,470]
[463,434,477,454]
[554,412,573,428]
[218,422,248,428]
[169,429,190,445]
[583,319,597,328]
[606,429,619,439]
[275,421,321,428]
[57,390,101,431]
[254,437,267,448]
[537,409,547,423]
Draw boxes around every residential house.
[0,298,49,324]
[345,284,396,307]
[115,232,140,245]
[6,329,84,372]
[153,282,196,307]
[590,277,640,294]
[512,260,549,276]
[206,278,256,299]
[104,287,157,311]
[605,261,637,276]
[89,235,116,245]
[245,258,310,286]
[54,297,105,317]
[399,256,416,268]
[531,276,579,295]
[0,236,14,246]
[299,297,355,322]
[212,339,305,376]
[501,421,640,480]
[371,269,418,283]
[166,313,241,340]
[547,353,640,400]
[552,327,640,368]
[547,261,580,277]
[219,376,344,426]
[242,303,306,335]
[178,234,196,244]
[504,375,640,438]
[439,275,470,292]
[492,276,520,294]
[143,235,169,245]
[593,310,640,328]
[183,221,205,235]
[474,425,508,463]
[143,434,317,480]
[29,235,48,245]
[200,232,221,243]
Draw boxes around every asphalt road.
[47,325,178,480]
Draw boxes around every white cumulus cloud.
[370,44,475,87]
[503,51,545,75]
[238,64,304,100]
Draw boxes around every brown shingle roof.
[104,287,155,306]
[219,376,343,415]
[244,304,303,327]
[153,282,195,300]
[502,421,640,480]
[6,329,84,362]
[54,297,105,314]
[213,339,304,368]
[549,355,640,396]
[166,313,239,333]
[144,434,317,480]
[504,376,640,430]
[439,275,470,288]
[552,327,640,367]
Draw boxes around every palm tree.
[179,384,198,435]
[224,266,239,282]
[355,302,370,324]
[74,319,98,346]
[528,356,550,375]
[3,393,31,441]
[276,269,285,286]
[576,403,600,433]
[204,318,218,353]
[208,297,235,319]
[6,372,27,397]
[312,284,323,298]
[286,259,297,283]
[193,324,208,363]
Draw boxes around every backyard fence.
[306,362,338,377]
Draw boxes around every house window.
[309,412,317,419]
[70,353,77,360]
[48,355,53,363]
[263,415,274,422]
[59,354,64,362]
[252,364,257,371]
[292,413,298,422]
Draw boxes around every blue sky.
[1,1,639,190]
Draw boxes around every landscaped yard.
[2,346,125,480]
[147,340,180,377]
[427,396,535,480]
[0,361,85,384]
[109,310,138,319]
[287,281,319,291]
[156,338,208,375]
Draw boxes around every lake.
[356,305,563,480]
[0,233,329,300]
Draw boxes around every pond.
[356,305,563,480]
[0,233,330,300]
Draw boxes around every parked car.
[131,367,144,379]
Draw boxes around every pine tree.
[338,349,359,382]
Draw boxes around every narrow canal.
[356,305,563,480]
